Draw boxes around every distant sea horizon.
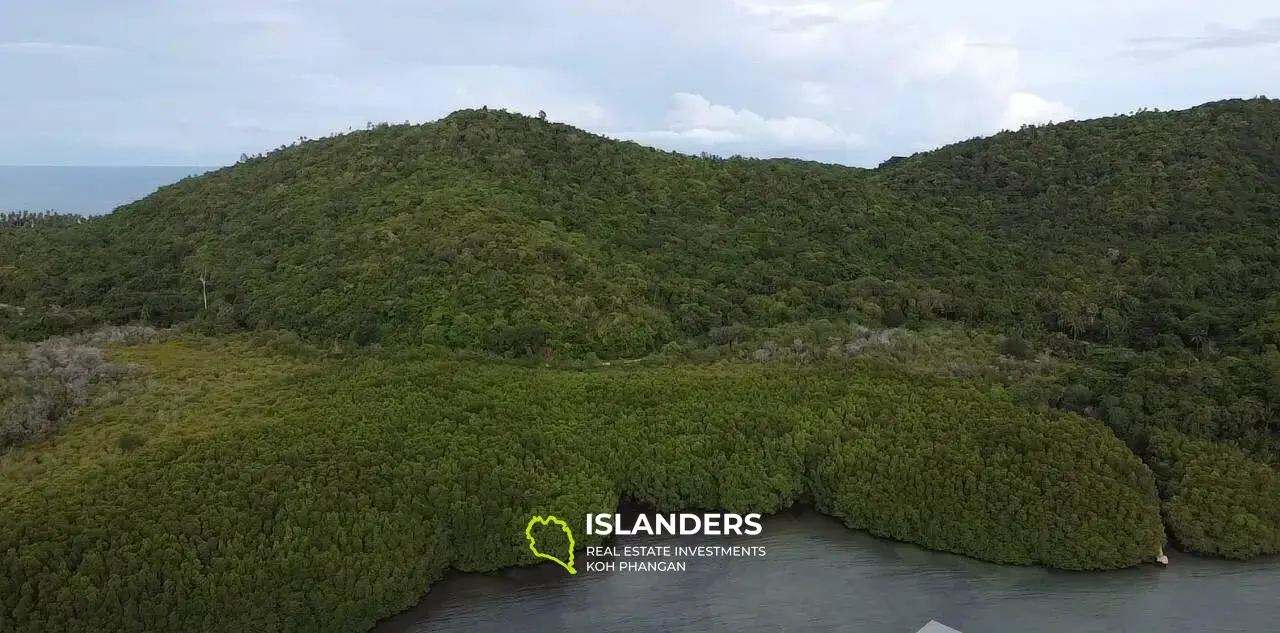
[0,165,221,216]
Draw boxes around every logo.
[526,515,577,574]
[586,512,762,536]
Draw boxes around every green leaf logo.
[525,515,577,574]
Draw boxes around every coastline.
[371,502,1173,631]
[373,508,1259,633]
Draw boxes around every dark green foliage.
[1000,336,1034,360]
[3,100,1279,361]
[115,432,145,452]
[879,98,1280,352]
[0,108,1025,355]
[1147,430,1280,559]
[1067,347,1280,459]
[881,306,907,328]
[809,379,1163,569]
[0,348,1164,632]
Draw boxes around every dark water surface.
[377,511,1278,633]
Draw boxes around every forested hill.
[879,98,1280,353]
[1,99,1279,632]
[0,108,974,355]
[1,97,1279,362]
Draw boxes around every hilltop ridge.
[4,97,1277,359]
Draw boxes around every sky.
[3,0,1279,167]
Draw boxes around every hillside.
[0,98,1278,632]
[3,101,1279,356]
[880,100,1280,352]
[1,111,996,356]
[3,100,1277,450]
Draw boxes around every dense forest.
[1,97,1278,632]
[0,336,1165,632]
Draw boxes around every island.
[1,98,1277,633]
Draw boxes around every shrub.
[0,332,147,450]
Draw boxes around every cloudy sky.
[3,0,1279,166]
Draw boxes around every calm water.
[378,510,1278,633]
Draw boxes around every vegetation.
[0,97,1278,630]
[1147,430,1280,559]
[0,340,1163,633]
[0,326,161,450]
[4,101,1279,358]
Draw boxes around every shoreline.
[372,506,1279,633]
[370,503,1175,631]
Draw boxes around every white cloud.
[625,92,862,149]
[1000,92,1076,130]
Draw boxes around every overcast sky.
[3,0,1279,166]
